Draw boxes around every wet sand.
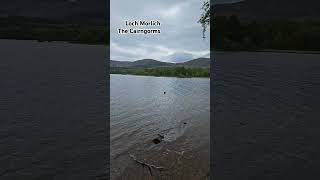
[117,113,210,180]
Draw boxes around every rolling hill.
[110,58,210,68]
[110,58,210,77]
[178,58,210,68]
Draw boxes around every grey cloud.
[111,0,210,62]
[163,52,194,63]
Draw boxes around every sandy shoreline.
[113,113,210,180]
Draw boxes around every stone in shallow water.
[157,134,164,139]
[152,134,164,144]
[152,138,161,144]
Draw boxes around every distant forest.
[0,16,108,44]
[111,67,210,78]
[212,15,320,51]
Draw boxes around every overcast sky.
[110,0,210,62]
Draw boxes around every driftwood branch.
[166,148,185,156]
[128,153,165,173]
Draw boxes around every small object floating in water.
[183,122,187,125]
[164,91,166,94]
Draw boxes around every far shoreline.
[110,73,210,79]
[3,39,320,55]
[0,38,109,47]
[213,49,320,55]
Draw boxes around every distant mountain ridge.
[179,58,210,67]
[110,58,210,68]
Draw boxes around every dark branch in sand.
[166,148,185,156]
[128,153,165,174]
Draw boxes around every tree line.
[111,67,210,78]
[213,15,320,51]
[0,16,108,44]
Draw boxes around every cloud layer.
[111,0,210,62]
